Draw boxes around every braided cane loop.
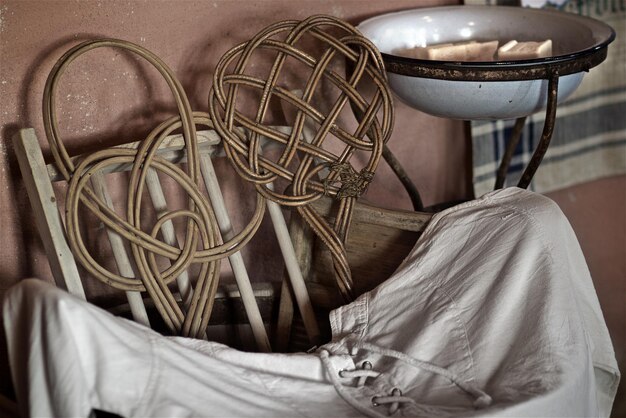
[43,39,266,338]
[209,15,393,301]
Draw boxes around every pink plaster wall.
[546,176,626,417]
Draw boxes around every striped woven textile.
[469,0,626,195]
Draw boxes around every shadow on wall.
[21,34,185,158]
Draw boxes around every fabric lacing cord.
[319,341,492,418]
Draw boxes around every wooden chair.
[13,125,295,349]
[12,126,432,350]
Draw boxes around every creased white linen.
[2,187,620,417]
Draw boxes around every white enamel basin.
[357,6,615,120]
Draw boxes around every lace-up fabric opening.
[372,388,413,415]
[319,342,492,418]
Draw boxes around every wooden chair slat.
[107,282,276,326]
[12,129,86,298]
[273,118,325,349]
[47,130,223,183]
[266,194,321,345]
[91,171,151,327]
[14,125,432,352]
[198,153,271,352]
[145,168,193,308]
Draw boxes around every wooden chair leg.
[274,278,295,352]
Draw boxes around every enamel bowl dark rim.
[357,6,616,81]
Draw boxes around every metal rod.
[517,73,559,189]
[494,116,527,189]
[382,145,424,211]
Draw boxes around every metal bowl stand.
[380,44,610,208]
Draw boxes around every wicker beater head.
[209,15,394,301]
[209,14,394,206]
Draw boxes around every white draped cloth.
[2,188,620,417]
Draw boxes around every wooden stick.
[273,106,325,349]
[266,184,321,345]
[275,278,295,351]
[198,153,271,352]
[12,129,86,298]
[91,171,150,327]
[145,168,193,308]
[47,130,222,183]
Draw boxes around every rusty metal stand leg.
[382,144,424,211]
[495,116,527,189]
[517,73,559,189]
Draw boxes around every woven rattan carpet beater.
[43,39,267,340]
[42,15,394,348]
[209,14,393,303]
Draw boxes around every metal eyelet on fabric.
[389,388,403,415]
[321,343,492,417]
[357,361,374,387]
